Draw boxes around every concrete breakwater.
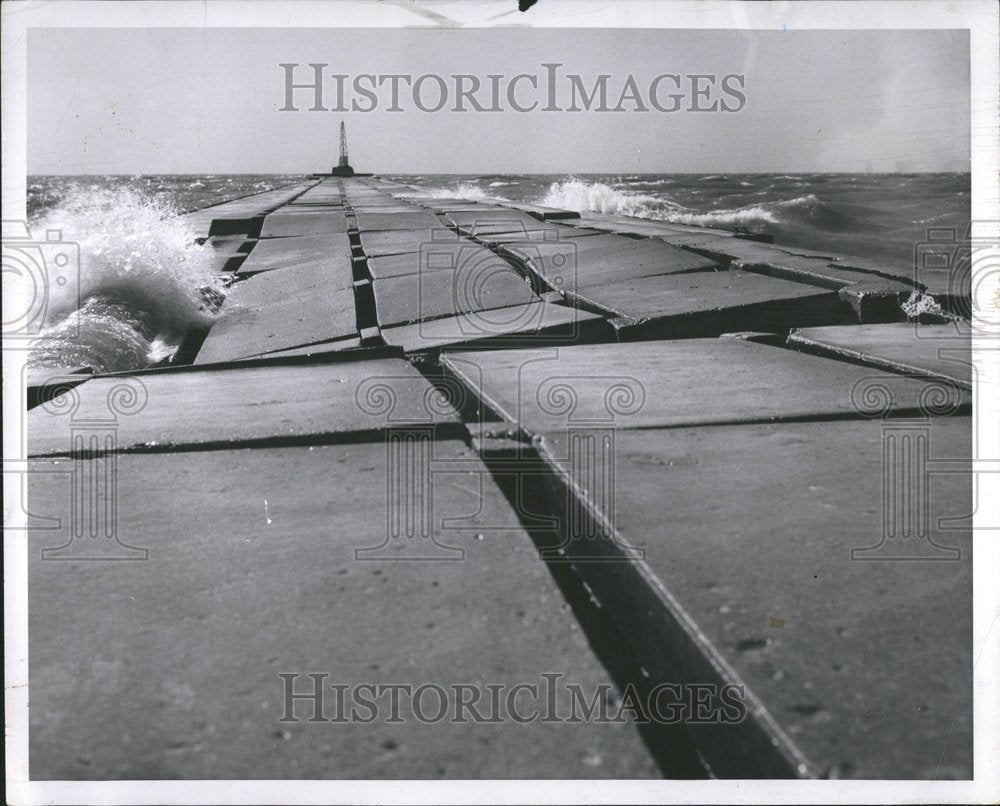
[26,177,972,779]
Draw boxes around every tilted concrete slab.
[494,202,581,221]
[259,211,350,239]
[500,238,718,292]
[193,285,357,364]
[733,255,916,293]
[446,209,540,226]
[236,336,363,360]
[367,238,483,280]
[398,199,510,214]
[535,417,971,778]
[27,358,461,456]
[440,339,969,435]
[834,255,955,301]
[348,204,418,214]
[180,182,320,237]
[354,211,442,232]
[27,443,659,779]
[476,227,606,247]
[372,252,538,327]
[574,271,853,339]
[655,235,931,299]
[26,366,94,410]
[346,197,403,207]
[380,301,608,352]
[289,186,344,206]
[574,215,737,240]
[357,229,441,258]
[223,260,355,310]
[500,232,649,259]
[235,234,353,277]
[835,282,913,323]
[788,323,972,389]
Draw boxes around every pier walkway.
[26,177,973,780]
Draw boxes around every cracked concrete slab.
[372,252,538,327]
[235,234,353,277]
[354,211,442,232]
[574,271,853,338]
[259,211,350,238]
[367,238,481,280]
[380,301,608,352]
[536,417,971,778]
[27,443,660,779]
[194,283,357,364]
[788,323,972,389]
[501,238,719,291]
[440,339,969,435]
[27,358,461,456]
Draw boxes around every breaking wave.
[415,181,499,201]
[538,179,847,233]
[24,186,224,373]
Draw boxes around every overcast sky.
[28,27,969,174]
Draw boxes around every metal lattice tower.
[331,121,355,176]
[338,122,349,168]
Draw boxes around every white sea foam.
[27,186,224,370]
[539,179,819,231]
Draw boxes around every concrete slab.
[833,253,952,298]
[575,215,736,240]
[476,227,606,246]
[354,211,442,232]
[28,444,659,780]
[380,301,608,352]
[28,358,460,456]
[575,271,853,339]
[367,238,481,280]
[733,255,915,293]
[224,260,355,311]
[347,205,417,214]
[193,285,357,364]
[788,323,972,389]
[236,336,363,360]
[446,209,538,226]
[289,188,344,206]
[348,195,406,206]
[235,234,353,277]
[372,252,538,327]
[440,339,968,435]
[536,418,971,778]
[657,236,927,298]
[199,235,254,255]
[465,222,558,238]
[180,182,320,237]
[836,282,913,323]
[259,211,349,238]
[357,229,440,258]
[26,367,94,410]
[400,199,505,214]
[199,236,254,272]
[496,202,581,221]
[501,239,719,292]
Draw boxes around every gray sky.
[28,27,970,174]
